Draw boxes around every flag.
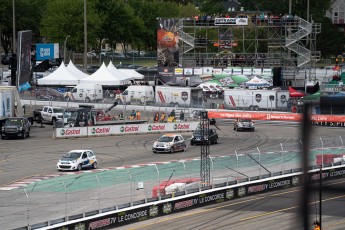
[18,82,31,92]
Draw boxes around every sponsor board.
[56,127,88,138]
[55,122,199,138]
[88,126,113,136]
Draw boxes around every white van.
[64,83,103,103]
[117,85,154,104]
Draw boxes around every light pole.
[64,35,70,63]
[83,0,87,70]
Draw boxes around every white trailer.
[224,88,289,111]
[0,86,24,121]
[155,86,203,107]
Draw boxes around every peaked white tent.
[37,61,80,85]
[107,62,133,84]
[245,76,271,87]
[80,63,121,86]
[118,69,144,80]
[66,61,89,79]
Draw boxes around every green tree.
[40,0,101,53]
[0,0,47,53]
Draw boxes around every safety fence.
[1,136,344,229]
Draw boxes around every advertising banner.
[113,124,142,135]
[35,43,59,61]
[143,123,168,133]
[208,111,345,123]
[56,127,88,138]
[88,126,114,136]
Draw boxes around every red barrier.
[208,111,345,123]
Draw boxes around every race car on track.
[234,119,255,131]
[57,150,98,171]
[152,134,186,153]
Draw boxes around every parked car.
[86,65,100,74]
[152,134,186,153]
[234,119,255,131]
[1,117,30,139]
[107,52,126,59]
[116,63,132,69]
[57,149,98,171]
[190,128,219,145]
[128,64,143,69]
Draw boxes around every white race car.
[57,150,97,171]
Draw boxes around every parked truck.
[116,85,154,105]
[223,88,290,111]
[0,86,25,121]
[155,86,203,107]
[64,83,103,103]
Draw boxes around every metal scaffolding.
[199,111,210,186]
[176,15,321,87]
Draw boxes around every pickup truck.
[1,117,31,139]
[41,106,64,125]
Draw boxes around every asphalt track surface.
[0,120,344,229]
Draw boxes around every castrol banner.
[56,127,88,138]
[142,124,167,133]
[166,122,199,131]
[208,111,345,123]
[54,122,199,139]
[113,124,142,135]
[88,126,113,136]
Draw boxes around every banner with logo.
[56,127,88,138]
[88,126,113,136]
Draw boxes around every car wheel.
[170,147,174,154]
[92,162,97,169]
[1,136,5,140]
[214,139,218,144]
[77,164,82,171]
[52,118,56,125]
[153,150,157,153]
[21,131,26,139]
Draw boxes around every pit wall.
[54,122,199,138]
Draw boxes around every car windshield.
[158,136,174,142]
[54,108,64,113]
[63,151,81,159]
[194,129,211,134]
[5,118,22,125]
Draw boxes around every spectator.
[179,111,185,121]
[136,110,141,120]
[169,109,175,118]
[154,112,159,123]
[129,110,136,120]
[118,112,124,120]
[160,112,166,122]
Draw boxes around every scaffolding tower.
[176,15,321,87]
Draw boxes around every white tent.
[37,61,80,85]
[66,61,89,79]
[80,63,121,86]
[107,62,133,84]
[245,76,271,87]
[118,69,144,80]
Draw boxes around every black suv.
[190,128,219,145]
[1,117,31,139]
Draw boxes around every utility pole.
[83,0,87,70]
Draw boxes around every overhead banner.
[36,43,59,61]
